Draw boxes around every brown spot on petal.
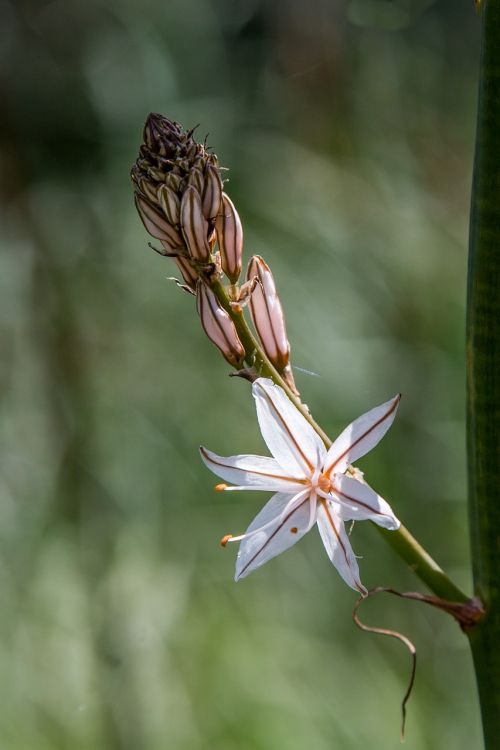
[290,526,298,534]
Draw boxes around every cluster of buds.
[131,113,297,393]
[131,113,223,289]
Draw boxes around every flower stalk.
[131,112,472,610]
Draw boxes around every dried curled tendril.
[353,587,484,740]
[353,589,416,741]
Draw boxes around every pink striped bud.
[187,167,204,194]
[139,177,159,205]
[202,164,223,220]
[181,187,211,261]
[216,193,243,283]
[197,282,245,368]
[135,195,183,248]
[158,184,181,226]
[165,172,182,192]
[247,255,291,372]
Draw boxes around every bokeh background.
[0,1,481,748]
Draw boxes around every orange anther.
[290,527,298,534]
[215,483,228,492]
[220,534,233,547]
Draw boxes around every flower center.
[317,473,332,493]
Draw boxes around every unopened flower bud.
[197,282,245,368]
[165,172,182,193]
[158,184,181,226]
[135,195,183,248]
[181,186,211,261]
[139,178,159,205]
[247,256,295,387]
[202,164,223,221]
[216,194,243,283]
[186,168,203,194]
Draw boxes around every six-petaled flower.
[200,378,400,594]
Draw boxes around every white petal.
[316,499,367,594]
[331,474,400,530]
[252,378,326,476]
[323,395,400,476]
[235,491,312,580]
[199,447,306,492]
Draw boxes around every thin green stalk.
[209,278,469,605]
[467,1,500,747]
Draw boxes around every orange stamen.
[220,534,233,547]
[215,483,228,492]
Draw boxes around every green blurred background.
[0,1,481,748]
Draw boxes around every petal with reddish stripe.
[331,474,400,530]
[199,447,306,492]
[252,378,326,476]
[235,491,312,580]
[323,395,400,476]
[316,499,367,595]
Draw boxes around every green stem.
[209,278,469,605]
[374,525,468,603]
[467,1,500,746]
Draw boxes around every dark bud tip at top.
[132,113,224,271]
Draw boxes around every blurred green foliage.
[0,0,481,747]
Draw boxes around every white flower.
[200,378,400,594]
